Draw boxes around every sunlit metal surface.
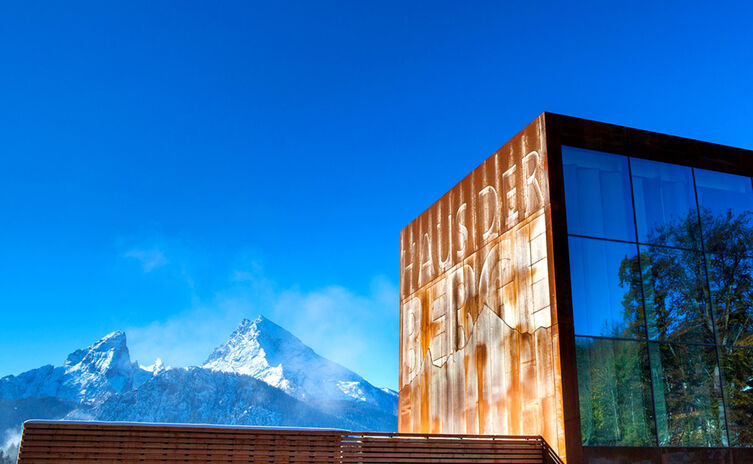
[399,115,566,460]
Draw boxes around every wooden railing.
[17,420,561,463]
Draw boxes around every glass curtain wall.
[562,146,753,448]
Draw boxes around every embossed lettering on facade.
[399,116,565,460]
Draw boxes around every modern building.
[399,113,753,463]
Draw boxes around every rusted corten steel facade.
[399,112,753,464]
[399,114,566,456]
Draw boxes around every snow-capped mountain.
[203,316,397,415]
[0,331,151,405]
[203,317,292,391]
[0,316,397,463]
[95,367,352,428]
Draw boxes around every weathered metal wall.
[399,115,566,460]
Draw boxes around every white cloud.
[269,277,398,374]
[124,247,168,272]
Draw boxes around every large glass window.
[562,146,753,450]
[576,337,656,446]
[562,147,635,241]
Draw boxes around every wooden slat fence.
[17,421,561,463]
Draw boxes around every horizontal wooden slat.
[17,421,561,463]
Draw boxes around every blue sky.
[1,1,752,390]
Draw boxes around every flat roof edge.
[22,419,348,432]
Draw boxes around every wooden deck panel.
[17,421,559,463]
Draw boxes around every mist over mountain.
[0,316,397,463]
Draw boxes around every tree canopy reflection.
[578,208,753,447]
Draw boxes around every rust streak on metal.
[399,114,567,460]
[475,343,487,435]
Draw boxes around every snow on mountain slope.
[0,331,152,405]
[60,331,145,403]
[203,316,397,416]
[202,317,291,392]
[96,367,353,429]
[0,315,398,461]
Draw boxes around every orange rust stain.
[475,343,488,435]
[431,417,441,434]
[399,383,412,431]
[463,352,470,429]
[420,365,429,433]
[419,291,431,357]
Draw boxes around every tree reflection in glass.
[566,152,753,448]
[637,244,713,344]
[576,337,656,446]
[695,167,753,254]
[720,346,753,446]
[580,209,753,447]
[700,208,753,347]
[617,208,753,345]
[649,342,727,446]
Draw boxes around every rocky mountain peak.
[0,317,398,452]
[202,316,395,412]
[63,331,136,402]
[202,315,293,392]
[0,330,140,406]
[64,331,130,373]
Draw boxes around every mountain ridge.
[0,316,397,462]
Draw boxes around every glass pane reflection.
[649,342,727,447]
[562,147,635,241]
[569,237,644,338]
[630,158,701,249]
[720,346,753,446]
[695,168,753,255]
[561,150,753,451]
[576,337,656,446]
[640,245,714,344]
[707,252,753,346]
